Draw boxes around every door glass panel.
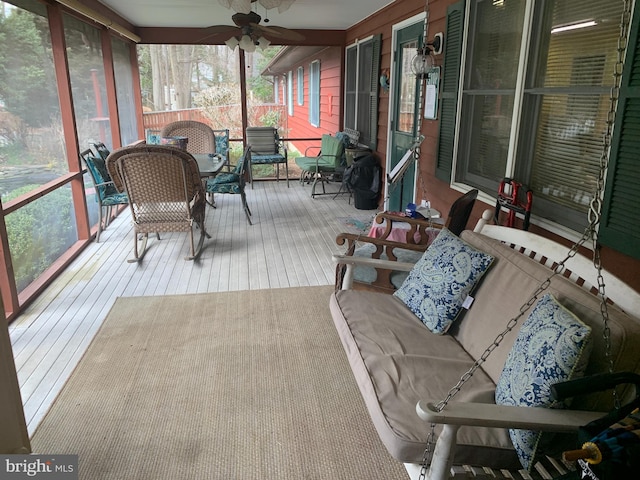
[397,40,418,133]
[0,0,66,197]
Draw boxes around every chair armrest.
[332,253,416,272]
[416,400,604,433]
[336,232,429,253]
[304,145,322,156]
[94,180,116,188]
[336,234,427,271]
[333,253,415,290]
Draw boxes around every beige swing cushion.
[329,227,640,468]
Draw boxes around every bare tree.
[168,45,195,109]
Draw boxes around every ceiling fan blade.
[218,0,252,14]
[198,25,239,41]
[251,24,305,41]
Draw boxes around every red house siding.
[346,0,640,292]
[283,47,343,155]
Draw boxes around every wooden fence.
[142,105,287,140]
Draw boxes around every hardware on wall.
[411,32,443,79]
[379,69,390,92]
[412,0,444,126]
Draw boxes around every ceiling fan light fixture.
[225,36,240,50]
[257,36,271,49]
[239,34,256,52]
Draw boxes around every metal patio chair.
[246,126,289,187]
[80,148,129,242]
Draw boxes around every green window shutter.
[599,5,640,258]
[435,1,465,182]
[367,34,382,150]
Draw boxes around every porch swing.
[412,1,638,479]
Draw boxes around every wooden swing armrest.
[416,400,605,433]
[336,233,430,253]
[374,212,444,227]
[333,254,415,272]
[333,254,415,290]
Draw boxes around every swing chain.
[418,1,631,474]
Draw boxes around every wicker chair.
[106,144,209,262]
[160,120,216,155]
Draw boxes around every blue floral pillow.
[393,228,494,334]
[495,293,592,470]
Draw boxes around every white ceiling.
[98,0,396,30]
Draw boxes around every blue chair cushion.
[393,228,495,334]
[214,134,228,156]
[208,183,241,194]
[209,172,239,185]
[102,192,129,205]
[206,172,241,195]
[251,154,286,164]
[495,293,592,470]
[86,155,118,199]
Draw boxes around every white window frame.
[453,0,621,236]
[287,70,293,116]
[309,60,320,127]
[297,66,304,106]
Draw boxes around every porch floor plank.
[8,180,372,435]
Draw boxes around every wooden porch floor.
[8,180,376,435]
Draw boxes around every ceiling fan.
[218,0,296,15]
[203,0,304,51]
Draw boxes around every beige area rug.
[31,286,406,479]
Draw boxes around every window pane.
[64,13,112,151]
[456,0,525,189]
[530,94,607,212]
[344,46,357,129]
[463,93,514,181]
[112,37,139,146]
[309,61,320,127]
[5,186,78,293]
[467,0,525,90]
[297,66,304,106]
[397,40,418,133]
[287,70,293,116]
[525,0,623,228]
[0,0,66,197]
[357,40,373,144]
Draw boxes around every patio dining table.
[194,153,226,178]
[193,153,226,207]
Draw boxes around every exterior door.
[387,21,424,211]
